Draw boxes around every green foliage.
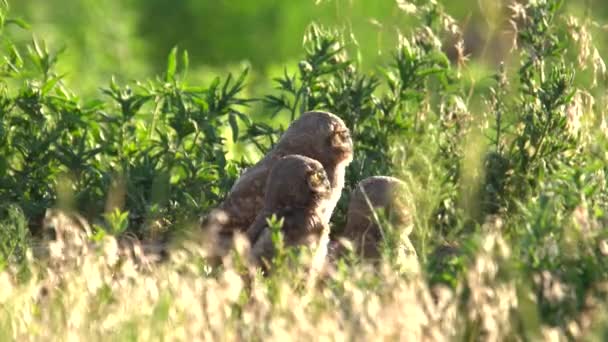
[0,18,251,238]
[483,1,578,215]
[267,214,285,255]
[101,208,130,236]
[0,205,29,272]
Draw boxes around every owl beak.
[323,179,331,193]
[345,135,353,149]
[341,143,354,162]
[332,131,354,161]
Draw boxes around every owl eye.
[307,170,328,191]
[331,130,351,147]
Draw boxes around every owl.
[246,155,332,271]
[339,176,416,266]
[205,111,353,258]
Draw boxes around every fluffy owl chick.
[246,155,332,271]
[206,111,353,256]
[340,176,415,264]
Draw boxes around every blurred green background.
[8,0,607,94]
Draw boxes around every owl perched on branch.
[246,155,332,271]
[339,176,416,268]
[205,111,353,258]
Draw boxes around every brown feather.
[204,111,353,259]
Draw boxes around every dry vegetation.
[2,212,606,340]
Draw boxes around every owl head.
[264,154,332,210]
[342,176,411,259]
[276,111,354,167]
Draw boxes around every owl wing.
[246,206,306,244]
[245,209,272,244]
[249,228,276,269]
[247,209,309,270]
[218,164,270,233]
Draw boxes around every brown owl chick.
[205,111,353,257]
[339,176,414,262]
[246,155,332,271]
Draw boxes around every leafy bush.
[0,205,29,273]
[0,23,251,239]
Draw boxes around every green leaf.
[6,18,30,30]
[166,46,178,82]
[32,36,45,59]
[181,50,189,79]
[41,75,62,95]
[228,112,239,142]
